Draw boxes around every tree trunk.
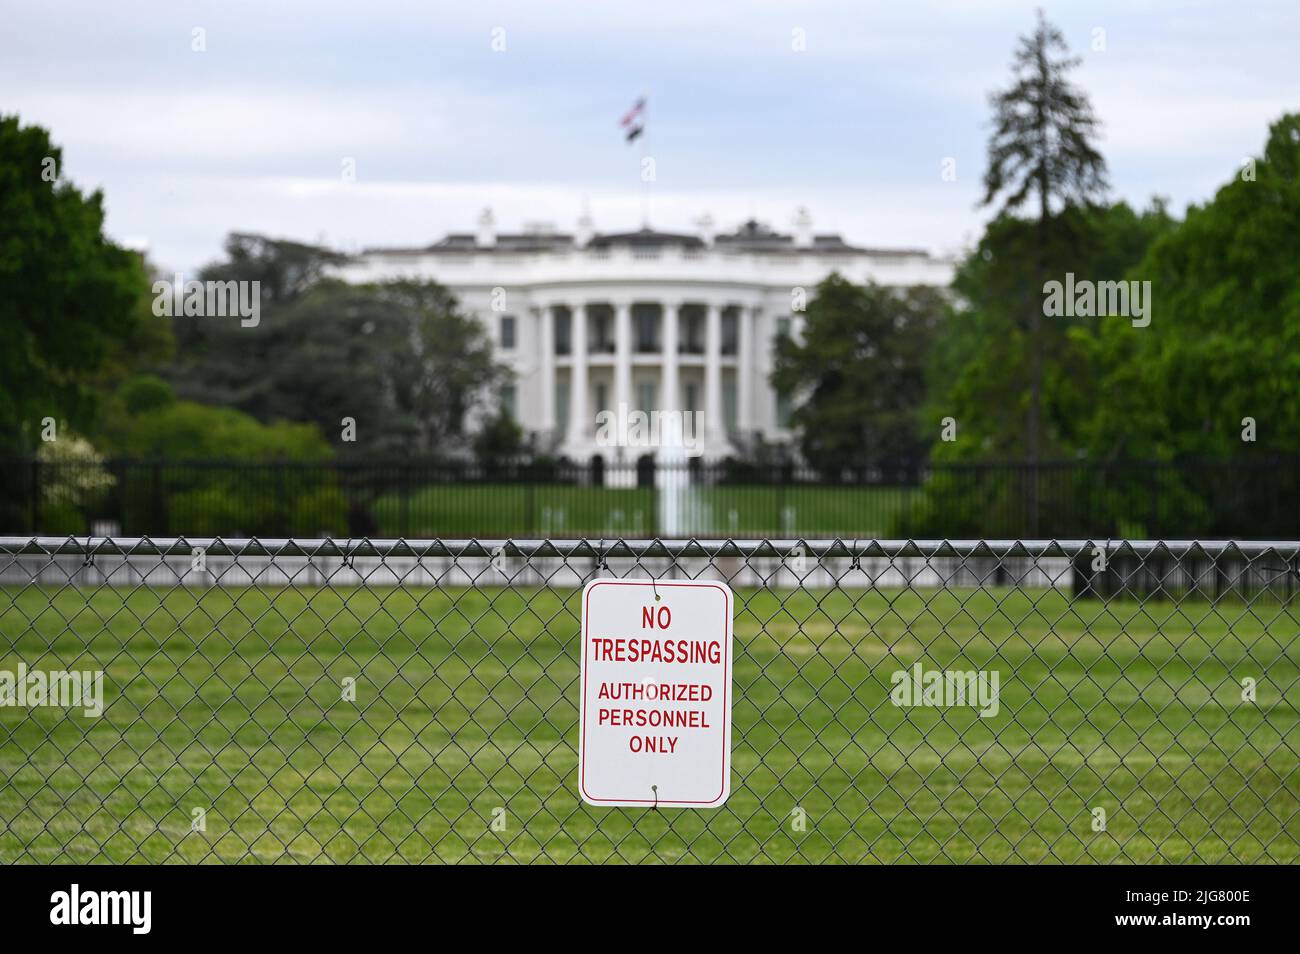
[1028,56,1051,538]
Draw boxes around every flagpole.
[620,95,650,229]
[638,96,649,229]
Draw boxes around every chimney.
[793,207,813,249]
[476,207,497,248]
[696,213,715,246]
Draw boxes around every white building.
[337,209,954,464]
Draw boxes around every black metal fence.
[2,455,1297,540]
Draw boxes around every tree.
[981,9,1108,465]
[473,410,525,474]
[370,280,511,454]
[200,233,346,307]
[1074,114,1300,461]
[0,115,157,452]
[169,235,509,457]
[771,275,944,474]
[929,200,1176,460]
[168,234,345,396]
[907,199,1178,539]
[93,376,344,537]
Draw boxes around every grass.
[371,483,917,537]
[1,582,1297,863]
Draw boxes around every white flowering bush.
[38,435,117,508]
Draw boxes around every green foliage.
[91,376,342,535]
[289,486,349,537]
[772,274,944,474]
[929,201,1178,461]
[1072,114,1300,459]
[157,478,348,538]
[473,410,525,472]
[117,374,176,416]
[170,238,508,457]
[912,115,1300,535]
[982,10,1108,218]
[979,11,1109,464]
[36,501,87,536]
[0,115,159,452]
[199,232,347,307]
[111,400,331,461]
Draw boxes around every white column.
[539,306,556,433]
[566,304,588,448]
[759,310,777,433]
[737,306,753,432]
[661,302,680,412]
[704,302,724,447]
[614,300,632,416]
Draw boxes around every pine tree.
[982,10,1108,478]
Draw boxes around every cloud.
[4,0,1296,271]
[95,171,981,272]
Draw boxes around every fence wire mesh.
[0,536,1296,864]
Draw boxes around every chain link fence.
[0,536,1296,863]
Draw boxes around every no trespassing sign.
[578,579,734,808]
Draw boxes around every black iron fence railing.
[2,456,1296,540]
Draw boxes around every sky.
[4,0,1297,273]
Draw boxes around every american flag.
[620,97,646,143]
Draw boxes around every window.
[499,315,516,350]
[555,311,571,355]
[635,310,658,353]
[637,381,656,413]
[595,382,609,414]
[721,312,738,355]
[685,382,698,414]
[776,316,792,341]
[681,315,703,354]
[555,380,569,434]
[500,384,517,421]
[593,314,613,353]
[776,389,793,429]
[723,377,737,431]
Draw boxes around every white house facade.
[336,209,954,463]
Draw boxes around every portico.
[534,296,759,462]
[336,214,955,463]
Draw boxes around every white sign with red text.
[578,578,734,808]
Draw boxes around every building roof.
[586,228,705,250]
[361,219,931,258]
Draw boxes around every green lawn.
[373,484,655,538]
[371,483,917,538]
[1,582,1296,863]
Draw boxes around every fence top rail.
[1,536,1297,560]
